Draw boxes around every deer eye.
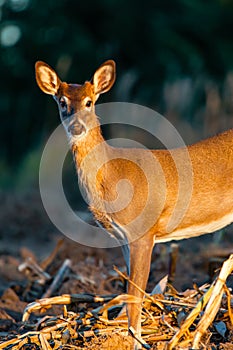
[85,100,92,108]
[59,96,68,111]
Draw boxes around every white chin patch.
[68,131,86,143]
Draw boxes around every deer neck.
[71,124,111,209]
[71,125,107,165]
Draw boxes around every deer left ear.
[93,60,116,95]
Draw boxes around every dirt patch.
[0,190,233,349]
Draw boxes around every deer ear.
[93,60,116,95]
[35,61,61,95]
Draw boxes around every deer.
[35,59,233,349]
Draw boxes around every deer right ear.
[35,61,61,95]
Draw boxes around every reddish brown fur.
[35,60,233,349]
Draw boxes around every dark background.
[1,0,233,190]
[0,2,233,322]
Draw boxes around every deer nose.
[68,123,85,136]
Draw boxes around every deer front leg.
[127,235,154,349]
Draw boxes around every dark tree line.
[0,0,233,187]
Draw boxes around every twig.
[168,243,179,285]
[40,238,64,270]
[129,326,151,349]
[22,293,116,321]
[42,259,71,298]
[167,283,214,349]
[114,266,154,302]
[192,254,233,349]
[224,284,233,326]
[18,257,51,284]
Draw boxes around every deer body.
[35,60,233,349]
[74,128,233,243]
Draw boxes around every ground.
[0,190,233,349]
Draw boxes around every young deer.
[35,60,233,349]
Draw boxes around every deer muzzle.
[68,122,85,136]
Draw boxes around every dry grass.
[0,255,233,350]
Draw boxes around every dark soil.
[0,190,233,349]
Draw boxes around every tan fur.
[35,60,233,349]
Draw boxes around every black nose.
[68,123,85,136]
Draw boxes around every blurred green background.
[1,0,233,190]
